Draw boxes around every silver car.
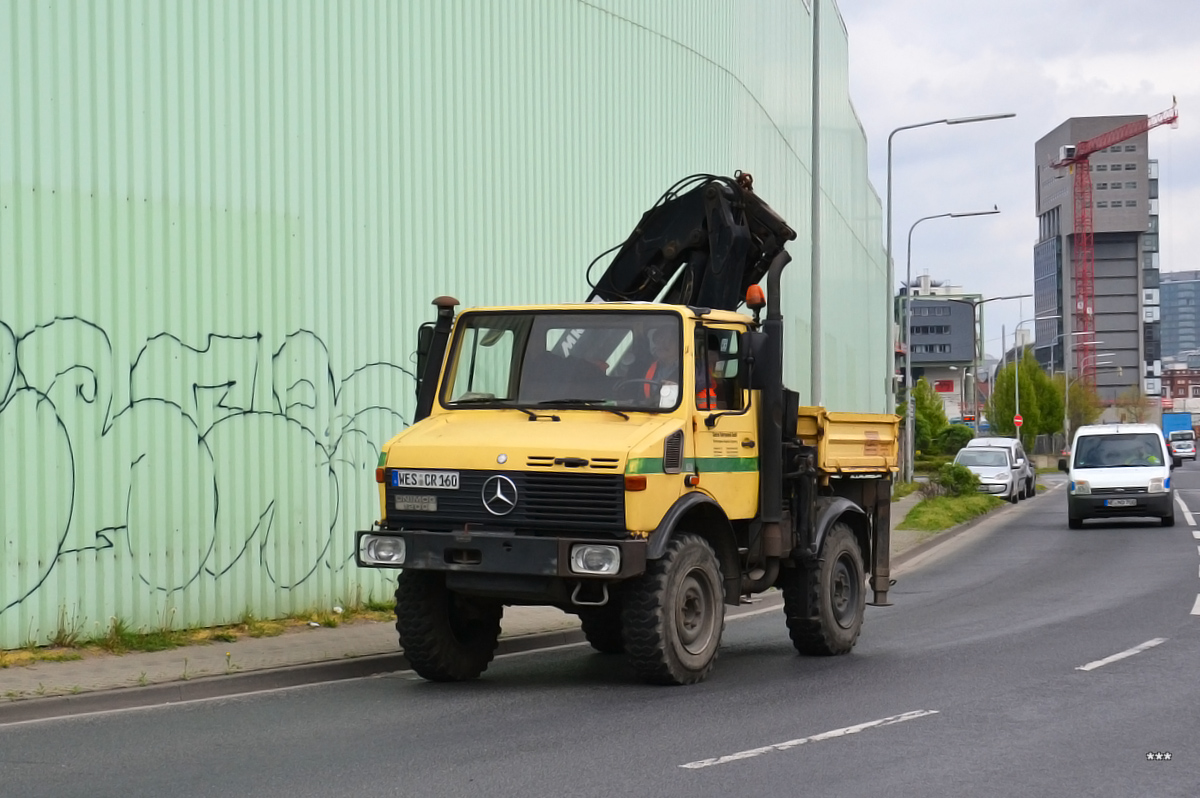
[954,446,1021,503]
[964,436,1035,499]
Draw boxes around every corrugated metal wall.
[0,0,885,648]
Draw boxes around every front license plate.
[395,494,438,512]
[391,470,459,490]
[1105,498,1136,507]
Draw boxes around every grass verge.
[891,481,921,501]
[897,494,1005,532]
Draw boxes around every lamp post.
[902,207,1001,483]
[885,112,1016,415]
[946,293,1032,432]
[1065,351,1115,443]
[1012,314,1061,443]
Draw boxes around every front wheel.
[622,533,724,685]
[578,600,625,654]
[394,570,503,682]
[782,522,865,656]
[1161,513,1175,527]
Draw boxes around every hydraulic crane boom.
[1050,99,1179,385]
[587,173,797,311]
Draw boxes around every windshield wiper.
[536,399,630,420]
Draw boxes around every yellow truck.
[356,174,897,684]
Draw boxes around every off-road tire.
[622,533,724,685]
[578,601,625,654]
[782,522,865,656]
[394,570,503,682]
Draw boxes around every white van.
[1058,423,1174,528]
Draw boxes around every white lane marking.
[1192,595,1200,616]
[1175,493,1196,526]
[1076,638,1167,671]
[679,710,939,770]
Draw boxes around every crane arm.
[1052,99,1179,168]
[586,173,796,311]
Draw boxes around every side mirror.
[1057,458,1068,473]
[740,330,769,390]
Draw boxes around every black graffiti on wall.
[0,317,414,617]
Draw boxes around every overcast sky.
[837,0,1197,360]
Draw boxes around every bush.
[933,463,980,497]
[936,425,975,456]
[913,454,952,474]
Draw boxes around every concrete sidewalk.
[1,487,1013,722]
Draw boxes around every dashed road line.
[679,710,940,769]
[1192,595,1200,616]
[1076,638,1167,672]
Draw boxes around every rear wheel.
[622,533,724,685]
[394,570,503,682]
[782,523,865,656]
[578,600,624,654]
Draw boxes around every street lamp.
[1065,351,1115,442]
[902,207,1001,483]
[946,293,1032,431]
[885,112,1016,414]
[1012,314,1060,440]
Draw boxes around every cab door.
[691,325,758,519]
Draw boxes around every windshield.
[955,449,1009,468]
[1169,430,1194,442]
[1071,433,1166,469]
[440,311,684,411]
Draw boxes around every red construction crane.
[1050,99,1178,385]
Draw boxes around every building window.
[1096,182,1108,190]
[1124,163,1137,170]
[1095,164,1108,171]
[1124,144,1137,152]
[1126,200,1137,207]
[1096,201,1108,208]
[1193,386,1200,398]
[1125,181,1137,189]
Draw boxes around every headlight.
[360,535,406,566]
[1071,480,1090,496]
[569,544,621,575]
[1148,477,1166,494]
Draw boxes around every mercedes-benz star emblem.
[481,475,518,516]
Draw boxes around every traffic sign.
[1014,414,1023,427]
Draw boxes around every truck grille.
[386,471,625,533]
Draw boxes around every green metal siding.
[0,0,885,648]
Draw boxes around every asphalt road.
[3,472,1198,797]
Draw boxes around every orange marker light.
[375,468,387,484]
[685,474,701,487]
[624,475,647,491]
[745,285,766,310]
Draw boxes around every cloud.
[838,0,1198,357]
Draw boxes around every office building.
[1033,115,1164,403]
[1160,271,1200,359]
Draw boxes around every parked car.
[1058,423,1174,529]
[1167,430,1196,465]
[965,437,1035,500]
[953,446,1021,503]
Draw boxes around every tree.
[985,353,1062,448]
[912,377,947,455]
[1116,385,1151,423]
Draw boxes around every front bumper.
[1068,492,1174,520]
[355,528,647,579]
[978,482,1012,495]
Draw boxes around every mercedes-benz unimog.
[356,173,898,685]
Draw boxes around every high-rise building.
[1160,271,1200,359]
[900,275,983,420]
[1033,116,1163,403]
